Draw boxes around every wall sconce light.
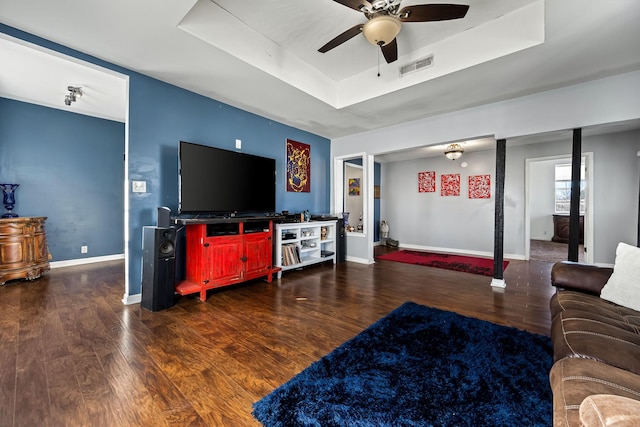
[444,143,464,160]
[64,86,83,106]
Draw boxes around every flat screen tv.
[178,141,276,215]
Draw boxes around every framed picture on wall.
[468,174,491,199]
[374,185,380,199]
[349,178,360,196]
[441,174,461,196]
[418,171,436,193]
[286,139,311,192]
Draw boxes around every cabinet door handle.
[240,256,248,262]
[204,243,210,247]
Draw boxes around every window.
[555,163,586,214]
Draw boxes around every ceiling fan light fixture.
[363,15,401,46]
[444,143,464,160]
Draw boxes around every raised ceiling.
[0,0,639,139]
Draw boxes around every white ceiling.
[0,35,127,122]
[1,0,640,141]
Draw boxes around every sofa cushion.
[551,309,640,375]
[601,242,640,311]
[549,358,640,427]
[580,394,640,427]
[552,261,613,295]
[550,291,640,325]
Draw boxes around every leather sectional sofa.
[549,261,640,426]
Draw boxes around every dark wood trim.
[568,128,582,262]
[494,138,506,280]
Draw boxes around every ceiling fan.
[318,0,469,63]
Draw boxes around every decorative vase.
[342,212,350,227]
[380,220,389,239]
[1,184,19,218]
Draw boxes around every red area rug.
[376,250,509,277]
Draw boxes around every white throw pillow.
[600,242,640,311]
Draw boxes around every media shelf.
[275,220,337,278]
[175,218,276,301]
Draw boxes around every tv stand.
[174,217,277,301]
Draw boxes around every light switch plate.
[132,180,146,193]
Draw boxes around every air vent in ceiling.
[400,54,434,77]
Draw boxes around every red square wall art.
[468,175,491,199]
[418,171,436,193]
[441,174,461,196]
[286,139,310,192]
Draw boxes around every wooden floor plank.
[0,248,557,426]
[46,355,91,427]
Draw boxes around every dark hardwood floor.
[0,247,556,426]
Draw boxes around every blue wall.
[128,76,331,294]
[0,98,125,261]
[1,24,332,297]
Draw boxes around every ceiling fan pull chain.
[377,49,381,77]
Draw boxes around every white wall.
[382,150,496,256]
[512,132,640,263]
[380,131,640,264]
[529,159,565,240]
[332,70,640,263]
[584,131,640,262]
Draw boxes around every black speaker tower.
[141,226,177,311]
[336,218,346,263]
[158,206,171,228]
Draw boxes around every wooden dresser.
[0,217,50,285]
[552,214,584,244]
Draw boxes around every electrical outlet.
[235,139,242,149]
[81,245,88,254]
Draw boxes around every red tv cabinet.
[175,218,276,301]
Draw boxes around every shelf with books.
[274,220,337,278]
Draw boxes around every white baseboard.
[346,256,374,264]
[398,244,525,261]
[594,262,614,268]
[122,293,141,305]
[50,253,124,269]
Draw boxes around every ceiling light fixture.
[444,143,464,160]
[64,86,82,106]
[362,15,401,46]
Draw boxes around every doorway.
[0,33,130,300]
[525,153,594,263]
[334,153,374,264]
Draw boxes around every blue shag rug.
[253,301,553,427]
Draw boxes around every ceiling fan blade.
[398,4,469,22]
[331,0,372,12]
[318,24,364,53]
[381,38,398,63]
